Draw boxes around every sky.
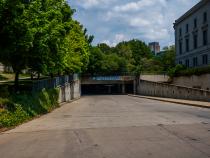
[69,0,200,49]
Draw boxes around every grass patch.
[0,73,31,81]
[0,88,59,128]
[0,74,9,81]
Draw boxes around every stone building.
[174,0,210,68]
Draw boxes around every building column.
[108,85,112,94]
[133,79,137,95]
[122,83,125,94]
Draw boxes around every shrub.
[168,65,210,77]
[167,64,186,77]
[0,104,29,127]
[0,98,15,111]
[0,85,10,98]
[0,88,59,128]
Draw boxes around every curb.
[0,97,81,134]
[59,97,81,106]
[128,94,210,109]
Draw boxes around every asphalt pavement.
[0,95,210,158]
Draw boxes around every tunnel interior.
[81,83,134,95]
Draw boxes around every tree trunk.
[15,71,20,91]
[31,73,33,80]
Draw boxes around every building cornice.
[174,0,209,28]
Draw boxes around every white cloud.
[70,0,200,48]
[144,28,169,40]
[73,0,115,9]
[129,18,151,27]
[115,34,128,42]
[102,34,129,46]
[113,0,154,12]
[113,0,167,12]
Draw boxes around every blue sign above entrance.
[92,76,121,81]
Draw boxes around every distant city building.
[149,42,160,55]
[174,0,210,68]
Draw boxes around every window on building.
[179,61,183,65]
[203,12,207,23]
[179,41,182,54]
[202,54,208,65]
[193,34,198,49]
[186,38,189,52]
[203,30,208,46]
[193,57,198,67]
[185,59,189,68]
[186,24,189,33]
[179,28,182,36]
[194,18,197,28]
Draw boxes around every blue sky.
[69,0,199,48]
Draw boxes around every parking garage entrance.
[81,75,136,95]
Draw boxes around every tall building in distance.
[149,42,160,55]
[174,0,210,68]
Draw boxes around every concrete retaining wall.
[137,80,210,102]
[58,80,81,103]
[173,74,210,90]
[139,75,170,83]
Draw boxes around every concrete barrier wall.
[173,74,210,90]
[58,80,81,103]
[137,80,210,102]
[139,75,170,83]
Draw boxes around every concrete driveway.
[0,95,210,158]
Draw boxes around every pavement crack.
[73,131,82,144]
[159,125,210,157]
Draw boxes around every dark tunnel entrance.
[81,83,134,95]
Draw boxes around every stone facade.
[174,0,210,68]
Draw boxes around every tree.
[162,45,176,70]
[97,43,112,54]
[86,46,104,75]
[85,39,154,75]
[0,0,91,89]
[125,39,153,65]
[0,0,36,89]
[28,0,90,76]
[63,20,90,73]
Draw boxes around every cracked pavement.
[0,95,210,158]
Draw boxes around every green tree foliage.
[63,20,90,73]
[86,39,154,75]
[156,45,176,71]
[0,0,36,87]
[86,40,176,75]
[87,47,104,75]
[0,0,91,88]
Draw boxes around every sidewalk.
[129,94,210,109]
